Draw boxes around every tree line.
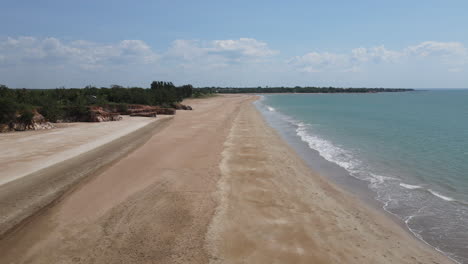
[1,82,414,127]
[0,82,193,126]
[195,86,414,94]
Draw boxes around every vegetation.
[0,97,18,128]
[18,108,34,128]
[0,82,193,125]
[192,88,218,98]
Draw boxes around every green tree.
[0,98,18,125]
[39,100,63,122]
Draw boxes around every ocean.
[255,90,468,263]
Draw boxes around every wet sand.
[0,95,452,263]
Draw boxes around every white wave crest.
[400,183,423,190]
[294,122,402,189]
[295,122,358,172]
[267,106,276,112]
[428,189,456,202]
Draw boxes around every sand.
[0,115,173,237]
[0,95,453,263]
[0,116,160,186]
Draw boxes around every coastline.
[254,94,465,263]
[206,95,452,263]
[0,95,453,263]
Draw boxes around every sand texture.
[0,95,452,263]
[0,116,159,185]
[0,116,172,237]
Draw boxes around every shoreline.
[206,96,452,263]
[253,95,462,263]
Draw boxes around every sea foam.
[428,189,456,202]
[399,183,456,202]
[400,183,423,190]
[295,122,358,172]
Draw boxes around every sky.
[1,0,467,88]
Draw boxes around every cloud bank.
[0,36,467,88]
[0,37,158,70]
[289,41,467,73]
[166,38,278,69]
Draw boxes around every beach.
[0,94,452,263]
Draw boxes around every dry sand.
[0,95,452,263]
[0,115,173,237]
[0,116,159,185]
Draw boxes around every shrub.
[0,98,18,125]
[18,109,34,126]
[39,102,63,122]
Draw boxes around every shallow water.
[255,90,468,263]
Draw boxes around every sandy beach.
[0,95,452,263]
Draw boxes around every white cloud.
[167,39,204,60]
[289,45,401,73]
[0,37,159,70]
[165,38,278,68]
[211,38,278,57]
[289,42,467,73]
[288,52,351,73]
[351,46,402,63]
[406,41,467,57]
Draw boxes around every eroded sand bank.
[0,95,452,263]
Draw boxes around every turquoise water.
[257,90,468,263]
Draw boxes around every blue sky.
[1,0,467,88]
